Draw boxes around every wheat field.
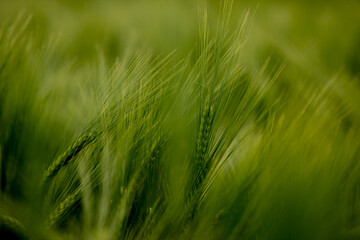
[1,0,360,239]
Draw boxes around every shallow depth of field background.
[2,0,360,74]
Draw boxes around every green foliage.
[1,0,360,239]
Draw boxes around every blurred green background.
[1,0,359,75]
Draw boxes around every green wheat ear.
[194,105,215,182]
[42,132,98,185]
[45,188,83,228]
[186,103,215,220]
[138,135,166,185]
[0,215,25,234]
